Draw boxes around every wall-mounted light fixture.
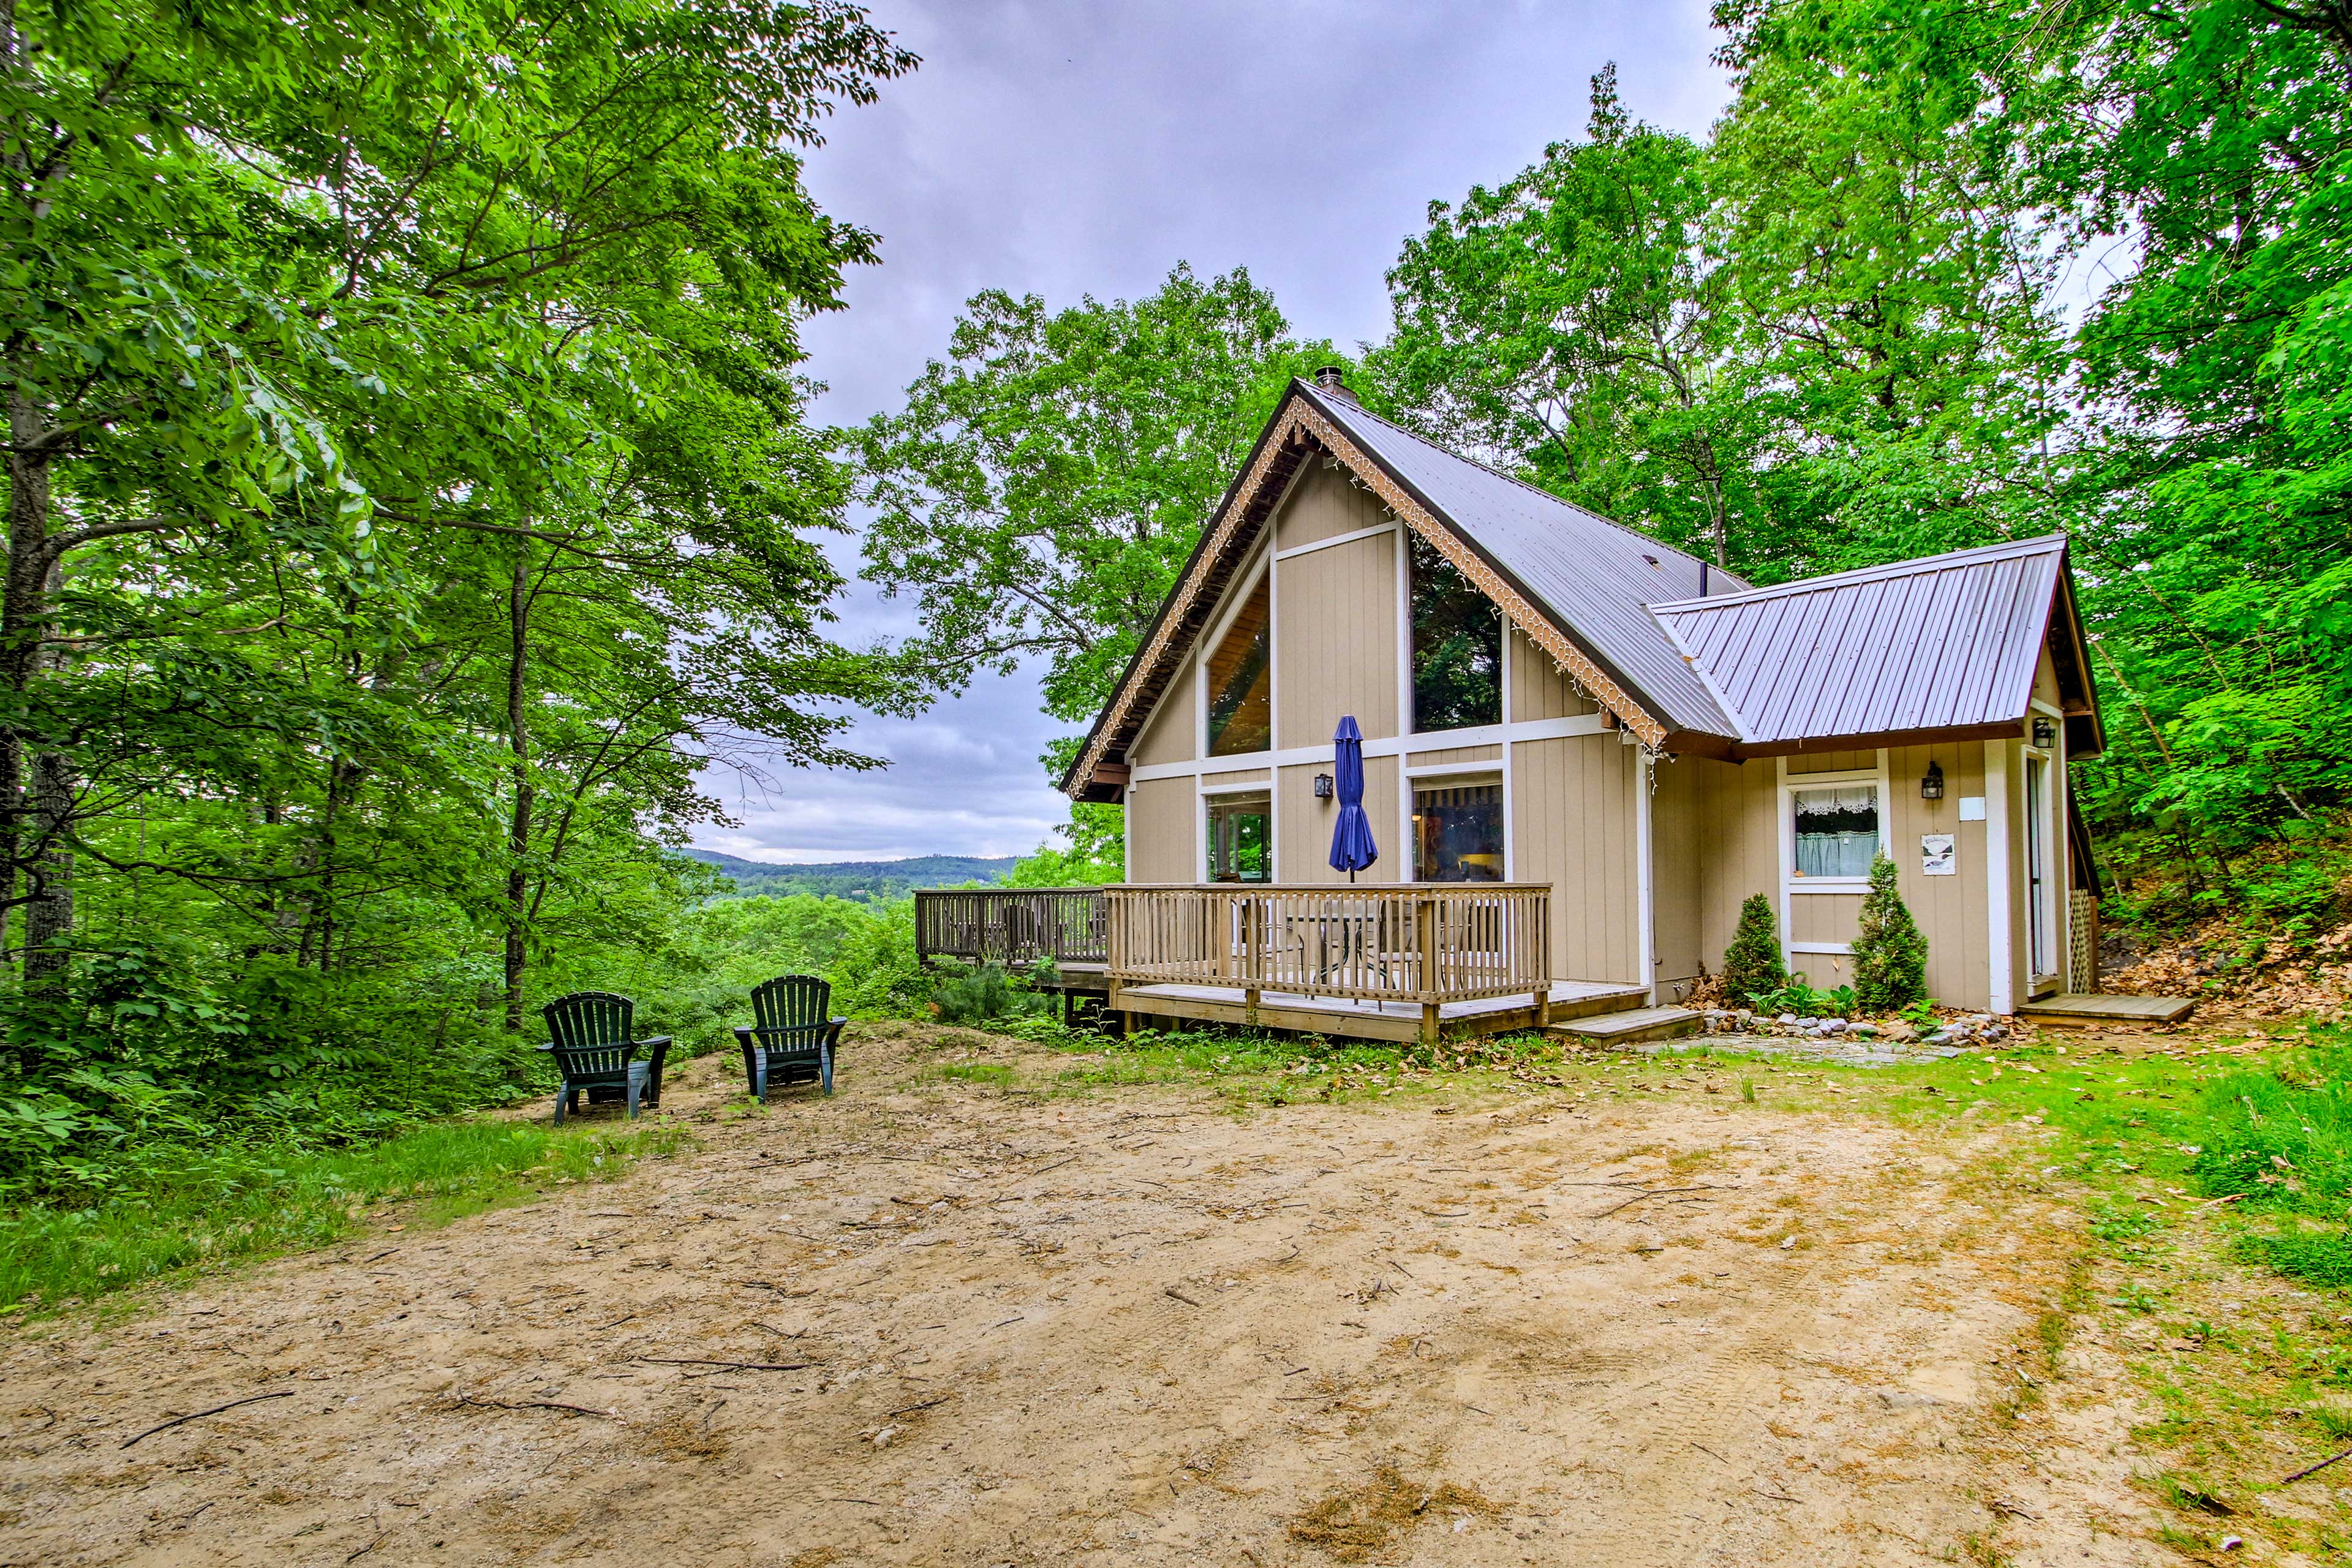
[2032,717,2057,748]
[1921,760,1945,801]
[1313,773,1334,799]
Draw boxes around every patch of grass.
[0,1117,693,1317]
[935,1062,1016,1087]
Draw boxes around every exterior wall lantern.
[1921,760,1945,801]
[2032,717,2057,748]
[1313,772,1334,800]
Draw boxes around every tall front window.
[1410,533,1501,732]
[1414,778,1503,881]
[1205,575,1271,756]
[1792,784,1880,879]
[1205,793,1270,883]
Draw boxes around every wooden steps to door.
[2017,992,2196,1027]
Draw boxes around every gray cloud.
[698,0,1730,865]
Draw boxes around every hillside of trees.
[682,851,1016,900]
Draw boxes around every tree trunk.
[2,386,68,982]
[503,549,533,1033]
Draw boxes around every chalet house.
[1054,370,2106,1041]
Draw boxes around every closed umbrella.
[1328,715,1378,881]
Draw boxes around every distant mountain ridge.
[681,849,1016,901]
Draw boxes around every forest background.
[2,0,2348,1226]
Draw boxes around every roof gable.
[1648,535,2105,754]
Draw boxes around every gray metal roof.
[1647,535,2072,747]
[1305,387,1746,739]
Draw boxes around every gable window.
[1205,791,1270,883]
[1791,784,1880,879]
[1413,777,1503,882]
[1409,533,1501,733]
[1204,575,1270,756]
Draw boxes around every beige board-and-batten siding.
[1275,453,1390,551]
[1128,776,1194,884]
[1406,744,1502,769]
[1510,731,1642,985]
[1509,624,1600,724]
[1888,741,1993,1011]
[1273,529,1398,748]
[1276,755,1400,884]
[1131,657,1196,767]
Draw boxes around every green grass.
[0,1117,693,1317]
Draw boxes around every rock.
[872,1425,900,1448]
[1777,1013,1798,1027]
[1848,1023,1879,1038]
[1823,1020,1847,1034]
[1735,1010,1755,1026]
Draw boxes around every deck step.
[1542,984,1651,1023]
[2018,992,2196,1027]
[1545,1006,1702,1045]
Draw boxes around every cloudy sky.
[694,0,1734,865]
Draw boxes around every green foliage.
[2190,1035,2352,1290]
[0,1118,689,1314]
[684,851,1017,901]
[928,960,1046,1027]
[1852,851,1931,1011]
[1721,892,1787,998]
[1746,975,1856,1019]
[1900,998,1942,1032]
[1005,803,1126,887]
[850,263,1342,726]
[0,0,923,1198]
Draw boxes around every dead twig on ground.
[2282,1446,2352,1485]
[120,1390,295,1449]
[889,1396,950,1417]
[638,1357,811,1373]
[1590,1185,1728,1218]
[447,1395,616,1419]
[1164,1287,1201,1307]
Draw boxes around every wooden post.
[1417,894,1440,1047]
[1534,985,1550,1029]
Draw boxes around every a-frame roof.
[1060,380,2102,801]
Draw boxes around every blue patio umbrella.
[1328,715,1379,881]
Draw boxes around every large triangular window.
[1204,575,1271,756]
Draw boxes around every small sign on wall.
[1921,833,1957,875]
[1956,796,1986,821]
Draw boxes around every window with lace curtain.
[1791,784,1880,879]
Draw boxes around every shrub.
[1852,851,1929,1011]
[1722,893,1787,999]
[929,961,1044,1026]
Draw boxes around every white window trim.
[1198,777,1273,796]
[1778,754,1892,897]
[1272,521,1396,562]
[1128,714,1607,783]
[1406,769,1506,884]
[2022,739,2062,990]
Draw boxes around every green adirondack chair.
[733,974,844,1102]
[540,991,672,1124]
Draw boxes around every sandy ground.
[0,1027,2170,1567]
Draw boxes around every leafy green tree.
[1005,803,1125,887]
[1379,66,1766,567]
[849,263,1339,726]
[1721,893,1787,999]
[1850,851,1928,1012]
[0,0,924,1191]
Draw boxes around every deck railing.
[1105,884,1551,1014]
[914,888,1109,970]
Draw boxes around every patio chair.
[541,991,672,1124]
[734,974,845,1102]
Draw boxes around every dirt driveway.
[1,1027,2156,1567]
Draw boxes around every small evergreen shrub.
[1852,851,1930,1011]
[1722,892,1787,1000]
[928,960,1044,1027]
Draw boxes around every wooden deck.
[1114,978,1646,1044]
